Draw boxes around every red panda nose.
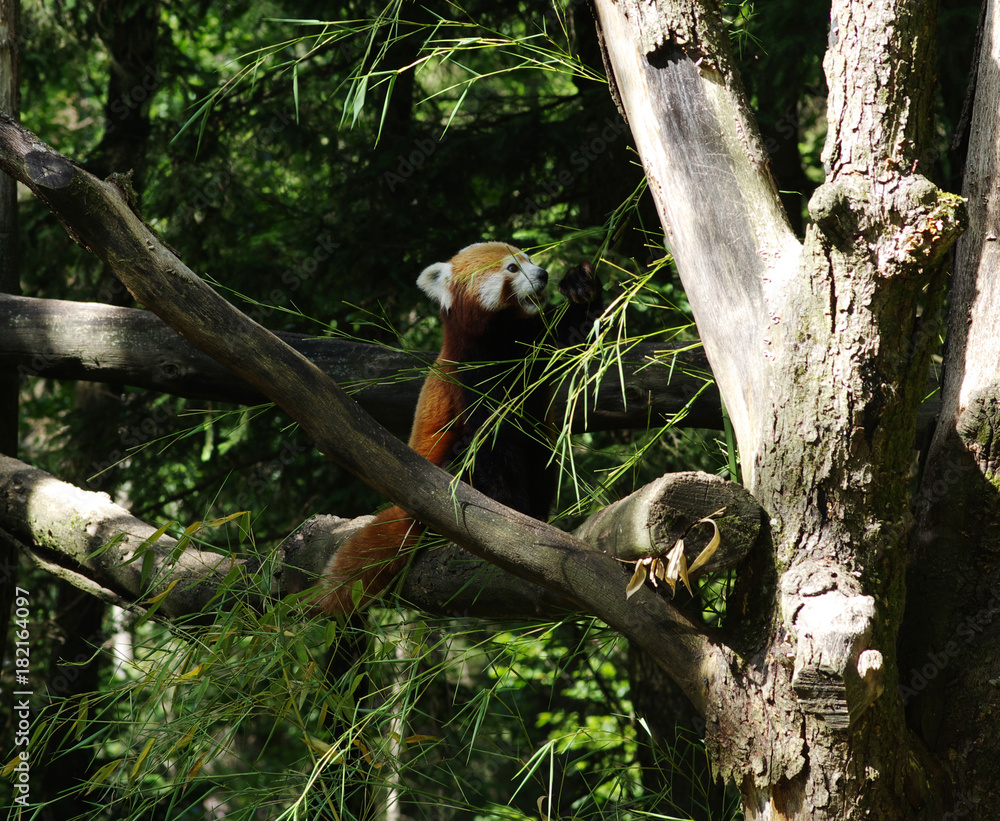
[536,269,549,288]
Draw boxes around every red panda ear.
[417,261,454,310]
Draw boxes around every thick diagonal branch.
[0,115,724,713]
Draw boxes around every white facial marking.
[509,253,548,313]
[417,261,454,311]
[473,257,509,312]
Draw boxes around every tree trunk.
[0,0,18,455]
[592,0,965,816]
[899,0,1000,813]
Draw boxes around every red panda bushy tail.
[315,506,425,615]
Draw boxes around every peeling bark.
[593,0,798,482]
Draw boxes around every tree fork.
[591,0,964,816]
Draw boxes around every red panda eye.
[507,263,518,273]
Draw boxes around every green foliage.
[11,596,737,820]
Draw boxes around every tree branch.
[0,454,240,619]
[283,470,764,617]
[0,293,722,434]
[0,452,762,632]
[591,0,801,485]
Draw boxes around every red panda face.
[417,242,549,316]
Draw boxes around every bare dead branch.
[283,470,765,618]
[0,453,762,629]
[592,0,801,484]
[0,454,241,619]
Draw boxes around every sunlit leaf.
[130,737,155,780]
[625,560,648,599]
[85,759,123,794]
[688,513,723,576]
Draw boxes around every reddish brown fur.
[315,245,527,616]
[313,507,420,614]
[314,371,463,614]
[316,245,598,617]
[408,363,464,463]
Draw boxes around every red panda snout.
[494,257,547,315]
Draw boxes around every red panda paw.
[558,260,600,304]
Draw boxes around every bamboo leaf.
[185,753,207,782]
[206,511,248,528]
[143,578,180,606]
[404,734,438,744]
[85,759,123,794]
[87,531,128,560]
[130,737,155,780]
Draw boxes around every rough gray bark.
[592,0,967,817]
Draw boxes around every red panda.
[315,242,600,616]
